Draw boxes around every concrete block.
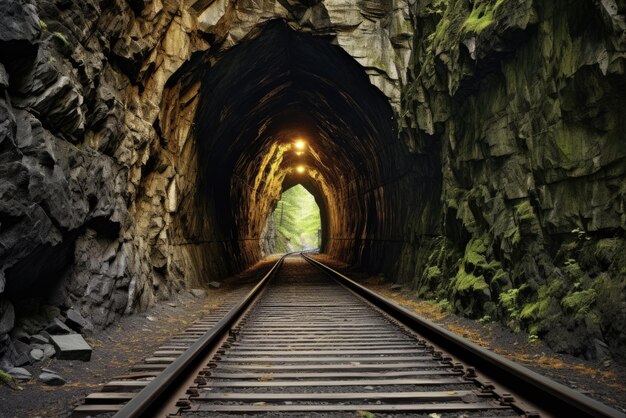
[50,334,92,361]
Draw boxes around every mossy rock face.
[449,235,496,318]
[400,0,626,358]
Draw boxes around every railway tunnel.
[185,20,431,274]
[0,0,625,413]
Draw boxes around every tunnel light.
[296,151,303,156]
[294,139,306,150]
[296,165,305,173]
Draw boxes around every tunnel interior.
[188,20,415,271]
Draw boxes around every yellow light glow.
[296,151,303,156]
[296,166,305,173]
[294,139,306,150]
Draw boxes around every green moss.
[512,227,522,245]
[461,0,508,33]
[425,266,442,280]
[499,287,519,314]
[463,7,494,32]
[563,259,587,285]
[436,299,451,311]
[454,269,489,293]
[520,297,552,321]
[426,0,449,15]
[434,16,452,42]
[561,288,596,320]
[490,269,511,290]
[514,200,534,222]
[0,370,19,390]
[464,234,492,269]
[52,31,69,46]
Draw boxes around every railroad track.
[74,254,623,418]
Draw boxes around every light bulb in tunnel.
[294,139,306,150]
[296,151,303,156]
[296,166,305,173]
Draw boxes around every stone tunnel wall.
[0,0,418,343]
[395,0,626,358]
[0,0,624,360]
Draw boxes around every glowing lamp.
[296,166,305,173]
[294,140,306,150]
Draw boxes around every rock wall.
[0,0,624,364]
[0,0,417,362]
[396,0,626,358]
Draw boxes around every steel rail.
[111,254,288,418]
[302,253,624,418]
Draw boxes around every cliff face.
[0,0,624,362]
[397,0,626,358]
[0,0,416,360]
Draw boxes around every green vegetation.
[38,19,69,46]
[52,31,69,46]
[562,288,597,320]
[454,270,489,293]
[270,185,321,253]
[462,0,504,33]
[0,370,19,390]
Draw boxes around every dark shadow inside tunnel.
[187,19,421,278]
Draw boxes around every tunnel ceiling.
[193,20,412,256]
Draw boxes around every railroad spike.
[500,393,515,404]
[464,367,477,379]
[175,400,191,409]
[480,382,496,392]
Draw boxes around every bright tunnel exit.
[262,185,321,254]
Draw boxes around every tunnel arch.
[184,19,414,272]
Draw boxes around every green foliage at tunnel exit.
[270,185,321,253]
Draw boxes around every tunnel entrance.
[179,18,424,280]
[262,184,322,254]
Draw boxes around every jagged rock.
[208,281,221,289]
[7,367,31,381]
[30,334,49,345]
[190,289,207,298]
[49,334,92,361]
[17,313,49,336]
[591,339,611,361]
[45,318,72,335]
[30,348,43,361]
[65,309,93,334]
[41,306,61,322]
[42,343,55,359]
[39,371,65,386]
[10,327,30,343]
[0,299,14,335]
[0,0,622,365]
[0,1,39,50]
[0,62,8,89]
[10,339,31,367]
